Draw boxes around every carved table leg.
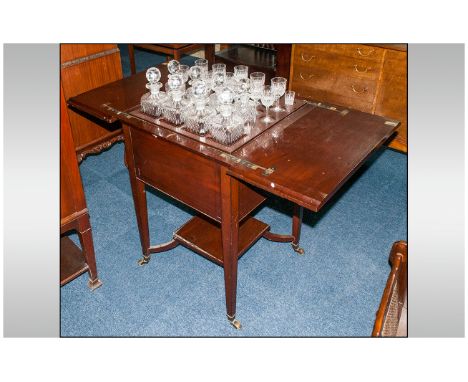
[77,214,102,290]
[221,167,242,330]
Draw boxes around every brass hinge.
[101,103,136,120]
[307,101,349,116]
[220,153,275,176]
[384,120,399,127]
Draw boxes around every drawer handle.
[299,72,315,80]
[354,64,371,73]
[351,84,368,94]
[356,47,374,57]
[301,52,316,62]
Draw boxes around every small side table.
[128,44,215,74]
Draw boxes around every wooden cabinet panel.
[131,127,222,221]
[60,84,86,223]
[60,44,124,159]
[60,44,118,63]
[374,50,407,152]
[130,127,266,223]
[290,44,407,152]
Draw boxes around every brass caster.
[137,256,150,266]
[227,316,242,330]
[88,278,103,291]
[292,243,305,255]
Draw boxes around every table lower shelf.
[174,215,269,266]
[60,236,89,286]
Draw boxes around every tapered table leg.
[220,168,241,329]
[77,214,102,290]
[291,204,304,254]
[122,124,151,265]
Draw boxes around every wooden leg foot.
[292,243,305,255]
[137,255,151,266]
[88,278,103,291]
[227,315,242,330]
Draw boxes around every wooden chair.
[372,241,407,336]
[60,84,102,290]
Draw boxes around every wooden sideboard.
[289,44,407,152]
[61,44,124,161]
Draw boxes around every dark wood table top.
[152,44,193,49]
[228,103,398,211]
[69,63,399,212]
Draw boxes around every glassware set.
[140,60,290,145]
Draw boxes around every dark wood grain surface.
[69,65,398,212]
[228,102,398,211]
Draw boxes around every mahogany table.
[69,64,398,329]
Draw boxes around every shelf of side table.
[60,236,89,286]
[174,215,269,266]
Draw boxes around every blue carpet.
[61,143,407,336]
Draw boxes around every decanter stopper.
[146,67,161,84]
[167,59,180,74]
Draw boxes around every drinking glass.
[234,65,248,80]
[285,90,295,106]
[189,66,202,84]
[179,64,190,83]
[271,77,287,112]
[225,72,234,88]
[204,70,213,90]
[212,63,226,75]
[195,58,209,76]
[250,72,265,86]
[212,72,226,92]
[249,72,265,113]
[234,77,250,100]
[260,85,275,124]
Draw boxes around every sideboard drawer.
[292,68,378,113]
[334,75,378,106]
[295,43,384,62]
[291,64,338,92]
[322,44,385,63]
[290,43,407,152]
